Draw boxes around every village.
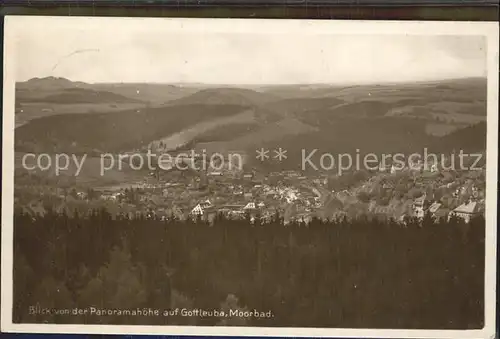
[16,149,486,226]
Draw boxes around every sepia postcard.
[1,16,499,337]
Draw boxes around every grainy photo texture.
[2,17,498,338]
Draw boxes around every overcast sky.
[11,18,486,85]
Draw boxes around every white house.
[191,199,213,216]
[244,202,256,210]
[428,201,442,216]
[448,200,480,223]
[412,194,427,218]
[76,192,88,200]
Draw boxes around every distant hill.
[437,121,487,153]
[17,76,87,90]
[90,83,199,104]
[165,87,278,107]
[262,77,487,101]
[16,77,197,105]
[189,78,487,168]
[17,77,142,104]
[266,97,345,115]
[14,77,487,168]
[19,87,143,104]
[15,104,250,153]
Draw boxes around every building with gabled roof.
[448,200,481,223]
[411,193,428,218]
[242,172,254,180]
[243,202,256,210]
[428,201,442,215]
[190,199,213,216]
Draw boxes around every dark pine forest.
[13,209,484,329]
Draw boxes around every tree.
[377,196,390,206]
[70,188,78,199]
[13,206,486,329]
[218,294,249,326]
[30,276,75,323]
[78,245,148,324]
[409,188,424,199]
[87,188,98,200]
[169,290,196,325]
[12,253,35,323]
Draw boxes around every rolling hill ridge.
[14,77,487,168]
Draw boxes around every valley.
[14,76,487,224]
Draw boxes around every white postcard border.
[2,16,499,338]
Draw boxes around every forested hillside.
[14,210,484,329]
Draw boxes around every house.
[295,213,313,224]
[190,199,213,216]
[428,201,442,216]
[243,202,257,210]
[372,205,395,216]
[265,189,277,195]
[412,162,423,171]
[427,201,450,220]
[219,204,245,212]
[284,171,301,178]
[412,194,427,218]
[242,173,254,180]
[448,200,481,223]
[162,188,169,197]
[285,190,298,203]
[217,205,244,219]
[101,194,117,201]
[76,191,88,200]
[382,182,394,189]
[390,164,403,174]
[378,163,391,172]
